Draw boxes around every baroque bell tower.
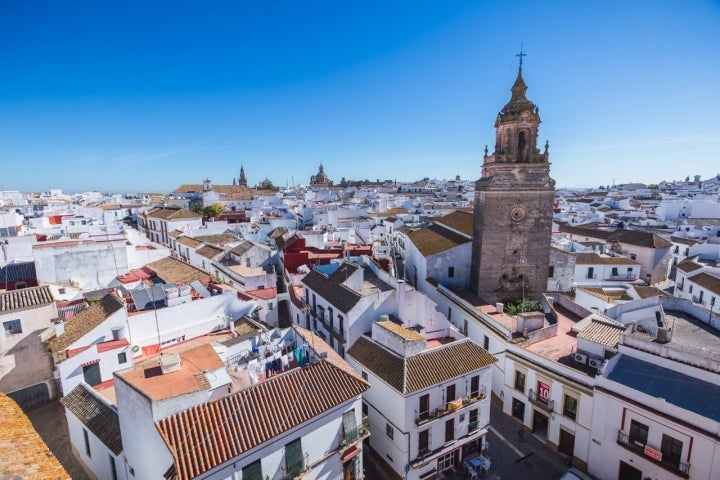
[470,56,555,304]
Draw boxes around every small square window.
[448,266,455,278]
[386,423,394,439]
[118,352,127,364]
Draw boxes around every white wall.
[34,239,130,289]
[65,404,127,480]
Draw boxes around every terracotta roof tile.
[146,257,210,284]
[193,234,236,246]
[574,252,640,265]
[407,223,471,257]
[633,286,671,299]
[49,294,125,361]
[433,210,473,236]
[176,236,203,247]
[676,258,704,274]
[577,319,626,348]
[60,383,123,455]
[172,184,254,196]
[691,272,720,295]
[347,337,496,394]
[0,285,54,312]
[156,360,369,480]
[146,206,202,221]
[0,393,70,479]
[670,236,703,246]
[195,244,225,259]
[558,224,672,249]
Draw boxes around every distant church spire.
[238,165,248,188]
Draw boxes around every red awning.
[341,445,361,463]
[81,358,100,367]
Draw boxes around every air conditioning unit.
[574,353,588,364]
[588,358,602,369]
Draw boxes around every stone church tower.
[238,165,248,188]
[469,65,555,304]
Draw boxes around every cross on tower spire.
[516,43,526,71]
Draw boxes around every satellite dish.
[131,345,140,353]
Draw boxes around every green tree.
[204,203,223,218]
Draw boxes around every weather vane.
[516,42,526,70]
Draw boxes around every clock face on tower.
[510,205,528,223]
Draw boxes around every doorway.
[558,428,575,458]
[532,411,549,439]
[618,461,642,480]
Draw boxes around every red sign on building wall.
[644,445,663,462]
[537,381,550,404]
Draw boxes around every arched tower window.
[518,131,527,161]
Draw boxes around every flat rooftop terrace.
[627,309,720,363]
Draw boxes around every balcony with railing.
[415,389,487,426]
[528,388,554,412]
[616,430,690,478]
[309,309,344,342]
[282,452,310,480]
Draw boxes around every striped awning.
[81,358,100,367]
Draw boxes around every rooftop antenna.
[516,43,526,71]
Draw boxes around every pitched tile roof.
[156,360,369,480]
[691,272,720,295]
[670,235,702,246]
[230,240,270,256]
[176,236,203,248]
[676,258,704,274]
[633,286,671,299]
[433,210,473,236]
[173,184,254,196]
[49,293,125,361]
[577,319,626,348]
[193,234,237,246]
[302,263,362,313]
[407,223,471,257]
[0,393,70,479]
[0,284,54,313]
[558,224,672,249]
[145,206,202,220]
[577,287,632,302]
[60,383,123,455]
[574,252,640,265]
[146,256,210,284]
[195,244,225,260]
[347,336,496,394]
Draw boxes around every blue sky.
[1,1,719,193]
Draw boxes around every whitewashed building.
[347,320,496,480]
[113,326,369,480]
